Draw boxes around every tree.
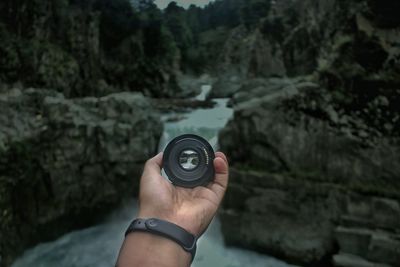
[241,0,271,29]
[138,0,157,11]
[94,0,140,49]
[164,1,194,51]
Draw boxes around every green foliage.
[184,0,269,31]
[367,0,400,28]
[184,27,230,73]
[0,0,277,92]
[261,17,285,43]
[166,0,273,73]
[199,0,244,30]
[0,0,183,97]
[137,0,157,11]
[164,2,194,51]
[241,0,271,29]
[0,25,20,82]
[94,0,140,49]
[0,139,47,266]
[0,28,80,95]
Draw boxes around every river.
[11,86,294,267]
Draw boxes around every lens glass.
[179,149,199,170]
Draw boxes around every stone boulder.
[218,78,400,266]
[209,25,286,98]
[0,89,162,267]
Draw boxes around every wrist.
[138,209,203,237]
[117,232,191,267]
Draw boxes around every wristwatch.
[125,218,197,261]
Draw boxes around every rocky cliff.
[220,78,400,266]
[218,0,400,266]
[0,0,182,98]
[212,0,400,110]
[0,88,162,266]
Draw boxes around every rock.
[209,25,286,98]
[211,0,400,137]
[151,98,216,112]
[344,195,400,231]
[335,227,372,257]
[371,198,400,231]
[218,76,400,265]
[221,80,400,185]
[213,0,400,265]
[336,197,400,266]
[334,253,392,267]
[340,215,374,229]
[220,169,342,265]
[176,74,215,98]
[368,232,400,266]
[0,89,162,266]
[209,74,243,98]
[229,77,317,107]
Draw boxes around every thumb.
[208,152,229,201]
[142,152,163,178]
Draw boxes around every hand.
[137,151,229,237]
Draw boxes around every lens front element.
[179,149,199,170]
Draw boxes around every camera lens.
[163,134,215,188]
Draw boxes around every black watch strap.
[125,218,197,261]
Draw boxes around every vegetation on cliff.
[0,0,180,97]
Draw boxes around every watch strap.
[125,218,197,261]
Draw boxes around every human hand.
[137,151,229,237]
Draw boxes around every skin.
[116,151,229,267]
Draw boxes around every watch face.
[163,134,215,188]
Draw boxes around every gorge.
[1,0,400,266]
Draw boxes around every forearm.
[116,232,191,267]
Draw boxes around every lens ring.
[163,134,215,188]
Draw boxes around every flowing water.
[11,86,294,267]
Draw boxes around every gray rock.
[335,227,372,257]
[334,253,392,267]
[368,232,400,266]
[209,74,243,98]
[344,196,400,231]
[220,169,342,265]
[371,198,400,231]
[177,74,215,98]
[218,76,400,265]
[229,77,317,107]
[209,25,287,98]
[0,89,162,267]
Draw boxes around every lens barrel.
[163,134,215,188]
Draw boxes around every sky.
[155,0,214,9]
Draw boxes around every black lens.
[163,134,215,188]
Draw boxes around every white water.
[11,87,294,267]
[194,85,212,101]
